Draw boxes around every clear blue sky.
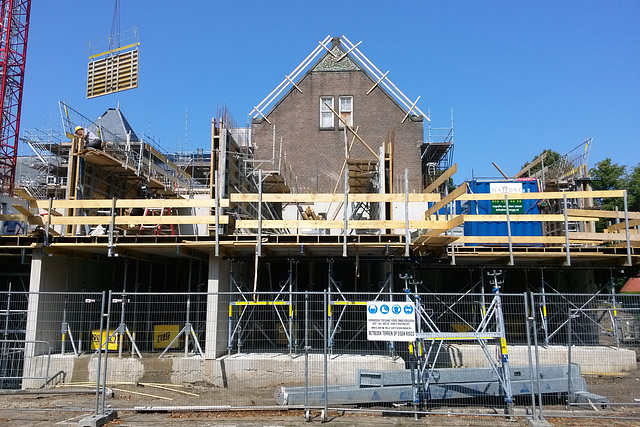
[21,1,639,184]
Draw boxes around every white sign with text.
[366,301,416,341]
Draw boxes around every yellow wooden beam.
[424,183,468,218]
[606,219,640,232]
[12,204,60,236]
[456,236,566,244]
[462,214,595,222]
[33,198,230,209]
[49,215,229,226]
[568,232,640,242]
[236,219,452,230]
[424,163,457,194]
[458,190,625,201]
[567,208,640,220]
[513,152,547,178]
[229,193,441,203]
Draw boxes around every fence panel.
[2,290,639,424]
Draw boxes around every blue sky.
[21,1,639,184]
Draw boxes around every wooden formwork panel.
[87,49,139,98]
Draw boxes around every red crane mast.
[0,0,30,195]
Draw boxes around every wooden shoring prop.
[424,163,457,194]
[424,183,468,219]
[514,152,547,178]
[492,162,509,179]
[323,101,378,160]
[332,126,361,194]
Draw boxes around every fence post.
[567,308,573,408]
[529,292,545,420]
[94,291,106,415]
[524,293,539,422]
[322,289,328,422]
[304,291,310,422]
[102,290,112,415]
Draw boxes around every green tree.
[627,163,640,212]
[589,158,627,211]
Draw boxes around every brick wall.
[252,70,423,193]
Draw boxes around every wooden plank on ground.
[424,183,468,218]
[424,163,457,194]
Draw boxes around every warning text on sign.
[366,301,416,342]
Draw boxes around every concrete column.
[205,253,230,359]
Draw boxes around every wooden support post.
[505,194,513,266]
[404,169,409,257]
[564,194,571,266]
[343,168,349,257]
[258,169,263,257]
[45,198,52,247]
[624,190,632,266]
[108,197,116,257]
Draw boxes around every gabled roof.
[92,107,139,142]
[250,35,427,122]
[621,277,640,293]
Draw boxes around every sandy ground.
[1,367,640,426]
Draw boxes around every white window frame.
[320,96,334,129]
[338,96,353,129]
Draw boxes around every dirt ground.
[0,367,639,426]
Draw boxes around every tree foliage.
[589,158,627,211]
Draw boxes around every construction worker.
[74,126,103,150]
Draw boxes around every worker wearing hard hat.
[74,126,103,150]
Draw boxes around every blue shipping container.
[463,179,543,245]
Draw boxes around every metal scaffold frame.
[227,260,297,354]
[404,270,514,412]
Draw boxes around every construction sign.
[490,182,524,214]
[366,302,416,341]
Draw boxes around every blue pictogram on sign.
[380,304,389,314]
[368,305,377,314]
[403,305,414,315]
[392,304,401,314]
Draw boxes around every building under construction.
[0,36,639,399]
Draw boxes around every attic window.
[320,96,334,129]
[339,96,353,129]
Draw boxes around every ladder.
[138,207,175,235]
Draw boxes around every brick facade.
[252,63,424,193]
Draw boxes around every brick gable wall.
[252,70,423,193]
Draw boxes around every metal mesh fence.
[0,290,639,424]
